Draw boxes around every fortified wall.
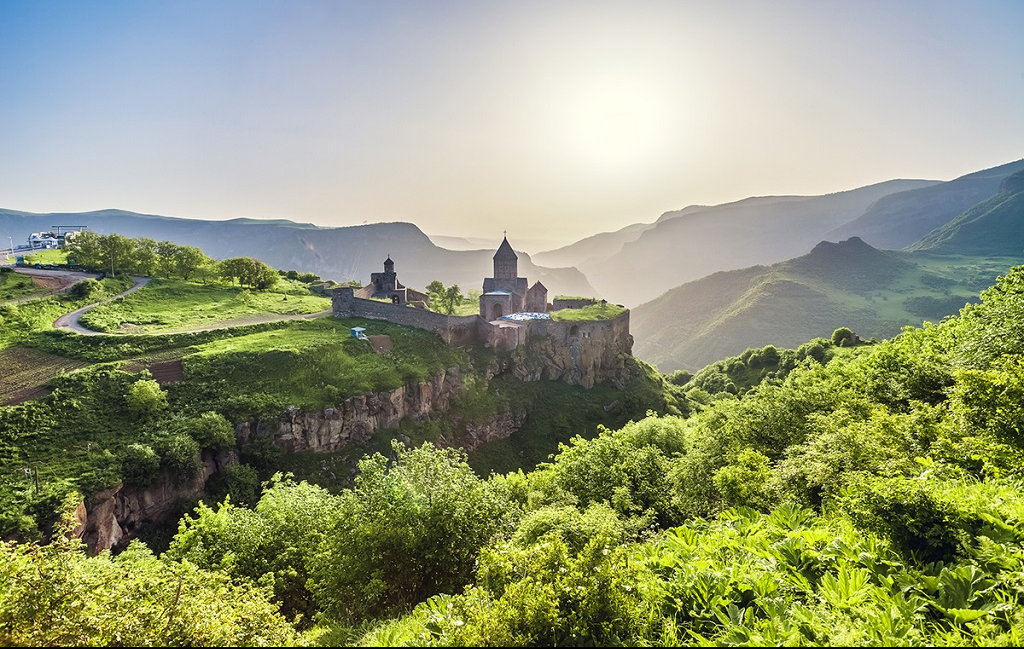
[331,286,633,389]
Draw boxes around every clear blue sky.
[2,0,1023,246]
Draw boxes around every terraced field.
[0,347,92,405]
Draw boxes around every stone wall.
[552,297,598,310]
[333,286,484,346]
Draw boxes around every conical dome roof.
[493,236,517,260]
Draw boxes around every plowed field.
[0,347,91,405]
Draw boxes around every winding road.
[52,276,151,335]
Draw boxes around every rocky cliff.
[235,366,466,452]
[77,450,229,552]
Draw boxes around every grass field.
[0,276,134,351]
[0,271,48,302]
[79,277,332,333]
[0,346,92,405]
[551,301,628,321]
[19,249,69,265]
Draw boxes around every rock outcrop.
[236,366,465,452]
[80,450,228,553]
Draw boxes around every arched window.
[391,294,400,304]
[570,325,579,336]
[492,303,504,320]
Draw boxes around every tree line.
[65,231,279,290]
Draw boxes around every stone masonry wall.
[333,286,484,346]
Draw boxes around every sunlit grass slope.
[79,277,331,333]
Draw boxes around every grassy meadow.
[551,301,628,321]
[78,277,332,333]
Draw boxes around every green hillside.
[826,158,1024,249]
[909,168,1024,256]
[631,236,1020,372]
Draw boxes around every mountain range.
[631,165,1024,371]
[0,210,596,299]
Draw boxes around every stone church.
[479,236,548,320]
[355,256,430,306]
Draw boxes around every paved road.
[53,276,150,335]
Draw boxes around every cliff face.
[78,450,228,553]
[508,315,635,389]
[235,366,465,452]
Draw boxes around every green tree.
[63,230,103,270]
[125,379,168,420]
[427,279,464,314]
[309,441,513,621]
[156,240,182,278]
[174,245,209,281]
[132,237,159,276]
[167,475,343,622]
[832,326,854,347]
[98,233,135,276]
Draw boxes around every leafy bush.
[0,515,300,646]
[120,443,161,487]
[309,442,515,622]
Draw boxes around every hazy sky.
[2,0,1023,247]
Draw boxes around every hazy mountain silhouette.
[0,209,596,298]
[578,179,936,306]
[824,159,1024,250]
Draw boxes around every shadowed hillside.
[909,168,1024,256]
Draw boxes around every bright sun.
[555,77,671,176]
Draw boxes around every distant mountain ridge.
[0,209,596,299]
[579,179,937,305]
[909,168,1024,256]
[825,158,1024,249]
[631,235,1020,372]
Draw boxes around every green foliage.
[221,257,280,290]
[0,525,301,646]
[309,442,515,622]
[550,301,627,321]
[529,414,688,527]
[126,378,168,419]
[121,443,161,487]
[168,475,342,623]
[68,278,102,299]
[831,326,853,346]
[426,279,464,314]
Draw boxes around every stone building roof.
[493,236,517,260]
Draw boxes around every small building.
[28,232,59,249]
[356,256,430,307]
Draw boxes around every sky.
[2,0,1023,249]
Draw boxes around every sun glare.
[551,74,675,177]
